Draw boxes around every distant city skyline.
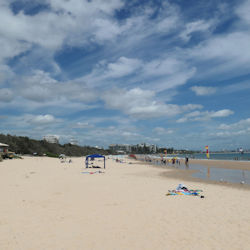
[0,0,250,150]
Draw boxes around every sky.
[0,0,250,150]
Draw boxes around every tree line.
[0,134,110,157]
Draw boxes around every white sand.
[0,156,250,250]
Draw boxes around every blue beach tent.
[85,154,105,169]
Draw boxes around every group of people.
[143,155,190,166]
[161,157,181,165]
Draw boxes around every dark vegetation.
[0,134,110,157]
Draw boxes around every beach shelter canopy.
[85,154,105,169]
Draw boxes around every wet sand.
[0,156,250,250]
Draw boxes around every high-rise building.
[109,144,131,153]
[109,143,157,153]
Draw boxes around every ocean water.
[177,152,250,161]
[192,166,250,184]
[174,163,250,185]
[135,154,250,185]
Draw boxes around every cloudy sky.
[0,0,250,150]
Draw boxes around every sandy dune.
[0,156,250,250]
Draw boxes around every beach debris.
[85,164,101,168]
[166,184,204,198]
[81,171,105,174]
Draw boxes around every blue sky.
[0,0,250,150]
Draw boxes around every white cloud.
[0,37,31,63]
[73,122,93,129]
[82,55,196,93]
[210,130,249,138]
[180,20,215,42]
[156,15,179,32]
[189,32,250,81]
[92,18,122,42]
[121,131,140,138]
[184,2,250,80]
[0,1,190,102]
[1,114,61,133]
[210,109,234,118]
[191,86,217,96]
[17,70,58,102]
[116,1,180,42]
[219,118,250,130]
[14,70,98,104]
[153,127,174,135]
[105,57,142,78]
[192,32,250,61]
[184,110,202,118]
[28,114,58,125]
[0,88,13,102]
[0,65,14,84]
[180,104,203,112]
[141,57,196,92]
[144,58,187,77]
[177,109,234,123]
[235,0,250,25]
[47,0,123,16]
[0,5,66,50]
[0,0,125,64]
[102,87,202,119]
[176,117,187,123]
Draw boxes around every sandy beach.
[0,156,250,250]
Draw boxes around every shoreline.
[189,158,250,170]
[135,157,250,170]
[133,158,250,189]
[160,166,250,190]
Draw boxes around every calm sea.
[135,153,250,185]
[181,152,250,161]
